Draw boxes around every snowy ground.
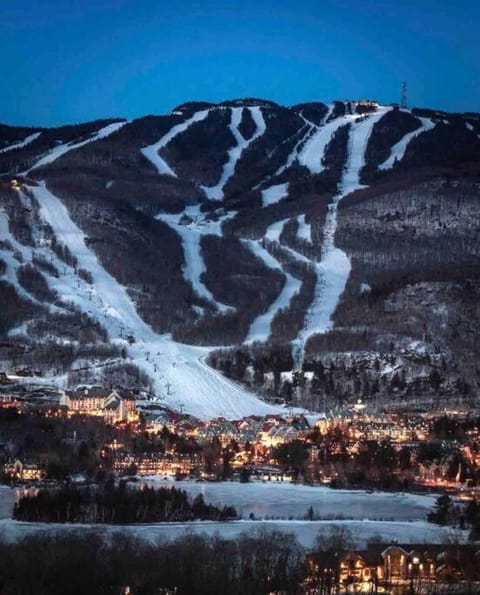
[202,107,266,201]
[26,183,297,420]
[0,518,461,549]
[143,479,436,521]
[379,117,435,170]
[292,108,391,367]
[0,483,461,548]
[296,215,312,244]
[261,183,289,207]
[243,239,302,344]
[141,110,209,177]
[0,132,41,155]
[26,122,126,173]
[156,211,233,312]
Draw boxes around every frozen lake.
[0,482,459,548]
[143,479,437,521]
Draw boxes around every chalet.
[3,459,44,481]
[60,386,137,424]
[305,543,480,592]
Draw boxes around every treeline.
[13,482,237,524]
[0,530,304,595]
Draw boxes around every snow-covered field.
[0,518,460,549]
[143,480,436,521]
[0,483,461,548]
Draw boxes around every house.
[304,543,480,592]
[60,386,137,424]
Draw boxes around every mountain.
[0,98,479,418]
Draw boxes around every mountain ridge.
[1,98,479,418]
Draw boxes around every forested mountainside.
[0,98,479,417]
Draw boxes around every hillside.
[0,98,479,417]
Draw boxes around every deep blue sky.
[1,0,479,127]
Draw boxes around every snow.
[339,108,391,195]
[360,282,371,294]
[156,213,232,312]
[0,518,460,549]
[298,115,356,175]
[143,480,437,522]
[202,107,266,201]
[379,117,435,170]
[274,122,315,176]
[264,218,288,242]
[296,214,312,244]
[28,183,294,420]
[0,132,41,154]
[26,122,126,173]
[261,183,289,207]
[243,239,302,344]
[0,483,461,548]
[141,110,209,177]
[0,211,61,309]
[293,108,391,367]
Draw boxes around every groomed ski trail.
[30,182,291,420]
[292,107,391,368]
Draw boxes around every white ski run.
[202,107,266,201]
[27,182,293,420]
[156,211,233,313]
[292,107,391,367]
[379,117,435,170]
[243,239,302,344]
[141,110,210,177]
[26,122,127,173]
[0,132,41,154]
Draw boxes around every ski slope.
[293,108,391,366]
[296,214,312,244]
[298,114,355,174]
[0,132,41,154]
[0,212,51,307]
[156,212,232,313]
[379,117,435,170]
[141,110,209,177]
[26,122,126,173]
[243,239,302,344]
[202,107,266,201]
[261,183,289,207]
[28,183,292,420]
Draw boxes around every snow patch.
[261,183,289,207]
[296,214,312,244]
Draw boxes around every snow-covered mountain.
[1,98,479,417]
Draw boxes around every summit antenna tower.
[401,81,408,109]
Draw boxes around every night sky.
[1,0,478,126]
